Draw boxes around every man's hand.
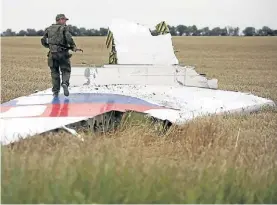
[72,47,83,52]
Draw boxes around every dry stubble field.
[1,36,277,203]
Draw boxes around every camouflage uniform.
[41,14,77,96]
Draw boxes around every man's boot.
[62,83,69,96]
[53,91,59,97]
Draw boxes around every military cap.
[56,14,69,21]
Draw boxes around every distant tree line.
[1,26,109,37]
[1,25,277,36]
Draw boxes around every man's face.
[58,18,67,25]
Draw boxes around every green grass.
[2,145,277,203]
[2,115,277,203]
[1,36,277,203]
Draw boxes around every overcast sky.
[1,0,276,32]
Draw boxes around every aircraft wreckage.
[0,19,276,145]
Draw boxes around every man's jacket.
[41,24,76,53]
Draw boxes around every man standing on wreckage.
[41,14,83,97]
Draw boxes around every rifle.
[66,46,83,53]
[47,43,84,53]
[74,48,84,53]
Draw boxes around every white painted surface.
[0,117,87,145]
[69,65,218,89]
[21,85,276,123]
[66,85,274,124]
[108,18,179,65]
[16,95,54,105]
[1,84,275,145]
[0,105,47,118]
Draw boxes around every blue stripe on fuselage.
[1,93,160,108]
[51,93,158,107]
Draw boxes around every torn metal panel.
[0,92,168,145]
[69,65,218,89]
[1,83,275,146]
[66,85,275,124]
[107,18,179,65]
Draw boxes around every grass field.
[1,36,277,203]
